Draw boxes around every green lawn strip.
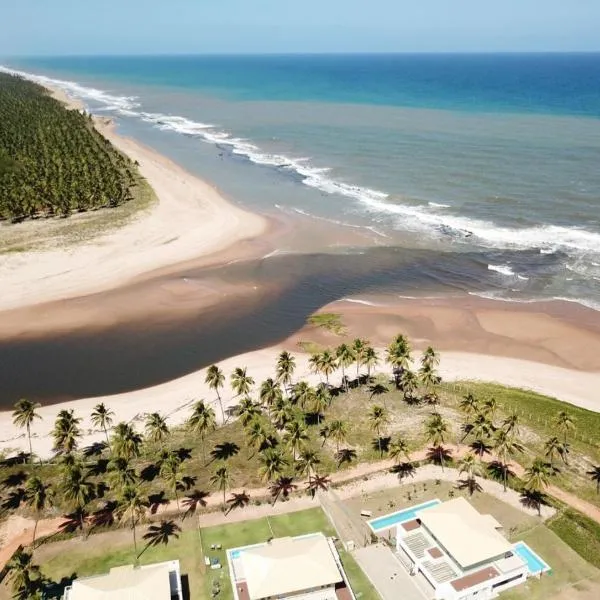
[548,509,600,570]
[502,523,600,600]
[338,550,379,600]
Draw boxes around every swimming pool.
[368,499,442,532]
[229,549,242,559]
[513,542,550,575]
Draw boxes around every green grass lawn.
[548,509,600,570]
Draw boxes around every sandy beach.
[0,87,267,312]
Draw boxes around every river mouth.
[0,244,566,407]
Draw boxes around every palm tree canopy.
[368,405,390,435]
[231,367,255,396]
[12,399,41,429]
[524,457,552,492]
[389,436,411,463]
[62,463,95,510]
[91,403,114,431]
[327,420,349,446]
[269,476,297,503]
[210,465,230,492]
[52,409,83,455]
[24,476,53,513]
[117,484,147,526]
[205,365,225,390]
[259,378,282,408]
[258,448,288,482]
[111,422,143,460]
[424,413,449,446]
[187,400,217,434]
[276,351,296,387]
[145,412,169,444]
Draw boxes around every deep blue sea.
[3,54,600,309]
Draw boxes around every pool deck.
[367,499,442,532]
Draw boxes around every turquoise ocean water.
[2,54,600,309]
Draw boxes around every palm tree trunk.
[32,517,39,550]
[217,390,225,424]
[79,506,86,539]
[103,426,110,449]
[27,425,33,464]
[132,515,138,560]
[503,463,507,492]
[222,488,226,512]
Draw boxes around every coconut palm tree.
[327,419,348,453]
[493,429,524,491]
[91,403,114,447]
[306,473,331,497]
[258,448,288,482]
[5,549,41,600]
[276,351,296,393]
[389,436,411,464]
[231,367,255,397]
[424,412,450,470]
[335,343,355,390]
[145,412,169,448]
[108,456,137,490]
[386,334,411,386]
[117,484,147,560]
[400,369,419,402]
[139,520,181,559]
[283,420,309,462]
[226,491,250,515]
[587,465,600,494]
[259,378,282,409]
[459,393,479,416]
[12,399,41,463]
[363,346,379,379]
[270,397,294,430]
[457,453,483,496]
[52,409,82,456]
[544,436,569,468]
[187,400,216,463]
[421,346,440,367]
[269,476,297,506]
[311,384,331,423]
[210,465,230,511]
[237,396,261,427]
[316,350,338,385]
[23,476,53,550]
[62,462,94,537]
[205,364,226,422]
[296,448,321,487]
[352,338,368,379]
[556,411,575,444]
[111,422,142,461]
[292,381,313,411]
[501,412,520,438]
[481,398,498,419]
[160,452,183,515]
[368,405,390,457]
[524,457,552,493]
[245,418,271,456]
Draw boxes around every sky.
[2,0,600,56]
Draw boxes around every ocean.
[3,54,600,310]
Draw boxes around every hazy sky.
[2,0,600,56]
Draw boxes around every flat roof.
[240,534,342,600]
[67,562,173,600]
[451,566,500,592]
[416,497,512,569]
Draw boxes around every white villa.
[390,498,547,600]
[227,533,355,600]
[63,560,183,600]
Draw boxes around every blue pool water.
[513,542,550,575]
[368,499,442,531]
[230,549,241,559]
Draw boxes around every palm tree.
[493,429,524,491]
[259,378,282,409]
[231,367,255,397]
[400,369,419,401]
[139,520,181,559]
[459,393,479,416]
[91,403,114,447]
[292,380,313,410]
[421,346,440,367]
[335,344,355,390]
[481,398,498,419]
[296,448,321,487]
[245,418,271,456]
[270,397,294,430]
[226,491,250,515]
[524,457,552,493]
[389,436,411,463]
[311,384,331,423]
[316,350,337,385]
[108,456,137,490]
[425,412,450,470]
[237,396,261,427]
[363,346,379,379]
[258,448,288,482]
[5,549,41,599]
[457,453,483,496]
[276,351,296,393]
[188,400,216,462]
[160,452,183,515]
[62,462,94,537]
[283,419,309,461]
[368,405,390,457]
[369,383,389,403]
[269,476,297,506]
[111,422,142,461]
[327,419,348,453]
[306,473,331,497]
[352,338,368,379]
[544,436,566,468]
[145,412,169,448]
[117,484,147,560]
[12,399,41,462]
[205,364,226,422]
[23,476,53,550]
[587,465,600,494]
[386,334,411,386]
[52,409,82,456]
[556,411,575,444]
[501,412,520,438]
[210,465,230,511]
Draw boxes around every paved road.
[353,544,429,600]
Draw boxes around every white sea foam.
[488,264,516,277]
[468,291,600,312]
[340,298,382,307]
[428,202,451,209]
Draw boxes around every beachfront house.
[62,559,183,600]
[388,497,545,600]
[227,532,355,600]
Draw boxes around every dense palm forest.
[0,73,137,221]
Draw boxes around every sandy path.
[0,102,266,312]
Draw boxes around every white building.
[63,560,183,600]
[228,533,355,600]
[395,498,530,600]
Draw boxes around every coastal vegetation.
[0,73,138,222]
[2,331,600,597]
